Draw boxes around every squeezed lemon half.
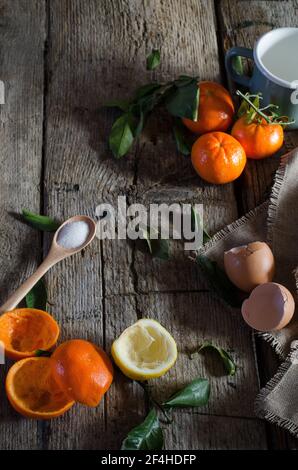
[111,319,177,380]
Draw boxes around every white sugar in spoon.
[0,215,96,314]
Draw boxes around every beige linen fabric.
[199,148,298,437]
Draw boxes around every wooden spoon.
[0,215,96,314]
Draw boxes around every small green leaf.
[150,238,169,260]
[166,79,199,121]
[174,75,195,87]
[104,99,130,111]
[133,108,144,138]
[237,93,260,119]
[146,50,161,71]
[135,83,161,100]
[173,122,191,156]
[164,378,210,408]
[196,255,243,308]
[22,210,60,232]
[26,279,47,311]
[232,56,244,75]
[35,349,52,357]
[237,98,249,118]
[191,207,211,244]
[196,342,236,376]
[140,226,170,260]
[121,409,163,450]
[109,113,134,158]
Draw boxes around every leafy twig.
[147,50,161,71]
[189,342,236,376]
[106,50,200,158]
[122,377,211,450]
[137,381,172,424]
[26,279,47,311]
[22,210,60,232]
[236,90,295,125]
[196,255,244,308]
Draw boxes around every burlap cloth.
[199,147,298,437]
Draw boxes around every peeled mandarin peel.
[50,339,113,407]
[6,357,74,419]
[0,308,60,360]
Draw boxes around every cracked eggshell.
[241,282,295,331]
[224,241,275,292]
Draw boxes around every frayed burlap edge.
[258,150,297,358]
[199,201,269,256]
[255,342,298,438]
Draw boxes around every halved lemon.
[111,319,177,380]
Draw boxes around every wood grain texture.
[137,292,260,418]
[42,0,146,450]
[131,0,238,293]
[218,0,298,449]
[164,414,267,450]
[0,0,45,450]
[3,0,296,450]
[41,0,263,450]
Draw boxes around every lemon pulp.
[111,319,177,380]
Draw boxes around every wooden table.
[1,0,298,450]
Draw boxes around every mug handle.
[225,47,254,88]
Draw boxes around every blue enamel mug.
[225,28,298,129]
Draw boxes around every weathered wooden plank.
[137,292,260,418]
[164,414,267,450]
[218,0,298,449]
[103,294,147,450]
[42,0,267,450]
[0,0,45,450]
[131,0,239,293]
[42,0,146,450]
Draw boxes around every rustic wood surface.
[0,0,297,450]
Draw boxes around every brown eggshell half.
[224,241,275,293]
[241,282,295,331]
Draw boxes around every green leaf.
[173,121,191,156]
[146,49,161,71]
[104,99,130,111]
[196,342,236,376]
[246,95,260,122]
[26,279,47,311]
[166,78,199,121]
[164,378,210,408]
[132,107,145,138]
[237,93,260,119]
[196,255,243,308]
[191,207,211,244]
[109,113,134,158]
[121,409,163,450]
[232,56,244,75]
[35,349,52,357]
[22,210,60,232]
[174,75,195,87]
[140,226,170,260]
[237,98,249,118]
[135,83,161,100]
[150,238,169,260]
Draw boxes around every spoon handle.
[0,257,54,314]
